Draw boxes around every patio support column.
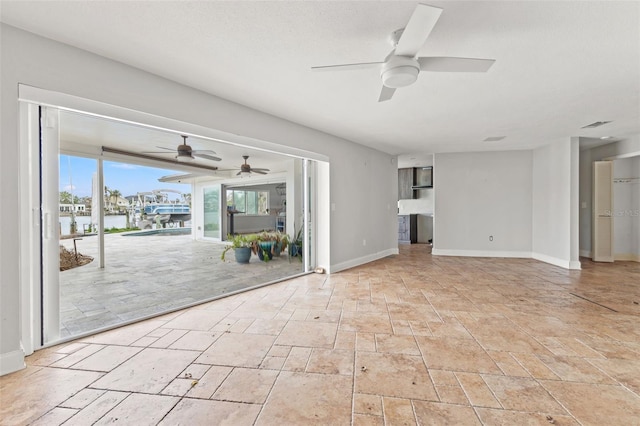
[98,158,105,268]
[303,159,310,272]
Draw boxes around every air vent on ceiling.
[581,121,612,129]
[483,136,506,142]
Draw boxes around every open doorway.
[579,139,640,263]
[25,103,317,348]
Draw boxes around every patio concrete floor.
[59,232,303,339]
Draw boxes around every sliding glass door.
[203,184,222,240]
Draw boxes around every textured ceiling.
[2,1,639,156]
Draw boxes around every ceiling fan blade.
[193,152,222,161]
[236,171,242,176]
[395,4,443,57]
[418,57,495,72]
[311,61,383,71]
[251,170,268,175]
[250,168,270,172]
[378,85,396,102]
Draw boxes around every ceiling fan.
[311,3,495,102]
[235,155,270,176]
[143,135,222,162]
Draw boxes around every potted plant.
[221,234,254,264]
[252,231,277,262]
[289,227,303,260]
[272,231,290,257]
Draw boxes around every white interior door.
[593,161,614,262]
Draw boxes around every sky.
[59,155,188,200]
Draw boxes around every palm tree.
[110,189,122,212]
[104,186,112,211]
[59,191,73,204]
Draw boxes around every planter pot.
[273,241,283,257]
[289,243,302,257]
[257,241,274,261]
[234,247,252,264]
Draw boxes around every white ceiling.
[59,110,293,176]
[2,1,639,157]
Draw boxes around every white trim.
[614,253,640,262]
[19,102,41,356]
[302,159,310,272]
[431,249,531,258]
[532,252,574,269]
[603,150,640,161]
[579,249,592,258]
[569,260,582,270]
[315,161,331,274]
[0,350,25,376]
[41,107,61,343]
[18,84,329,163]
[431,249,582,270]
[330,248,399,273]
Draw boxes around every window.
[227,190,269,215]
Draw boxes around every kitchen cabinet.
[398,167,433,200]
[398,214,417,244]
[398,168,413,200]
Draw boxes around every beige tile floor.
[2,244,640,425]
[59,233,302,337]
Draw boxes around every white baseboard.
[331,248,399,273]
[531,252,582,269]
[431,249,531,259]
[0,349,25,376]
[430,249,581,270]
[579,249,592,258]
[614,253,640,262]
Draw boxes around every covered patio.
[59,232,303,338]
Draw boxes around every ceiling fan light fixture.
[381,56,420,88]
[382,66,419,88]
[176,153,194,162]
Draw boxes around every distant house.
[59,204,86,214]
[105,196,129,213]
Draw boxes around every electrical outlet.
[363,239,367,246]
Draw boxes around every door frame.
[592,160,614,262]
[19,85,331,352]
[19,102,43,355]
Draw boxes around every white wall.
[578,135,640,257]
[329,150,399,271]
[0,24,398,374]
[432,150,533,257]
[532,138,580,268]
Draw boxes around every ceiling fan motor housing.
[176,144,194,161]
[381,55,420,88]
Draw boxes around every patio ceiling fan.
[143,135,222,162]
[311,3,495,102]
[234,155,270,176]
